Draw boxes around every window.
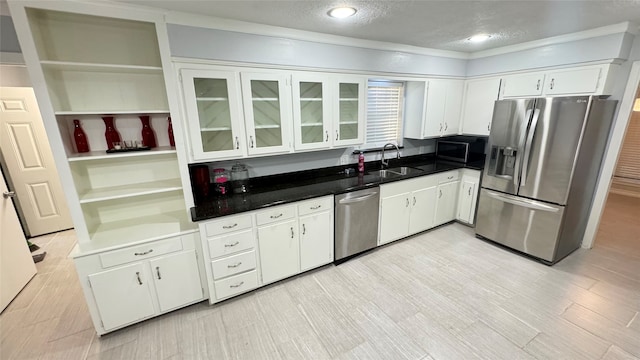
[363,81,405,149]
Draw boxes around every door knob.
[3,191,16,199]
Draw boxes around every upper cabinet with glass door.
[180,69,246,161]
[292,73,331,151]
[241,72,293,156]
[334,77,366,147]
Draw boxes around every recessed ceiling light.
[328,7,357,18]
[468,34,491,43]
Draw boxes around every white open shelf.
[252,98,279,101]
[255,124,281,129]
[201,127,232,132]
[68,146,176,162]
[339,121,358,125]
[40,60,163,73]
[340,98,359,101]
[78,179,183,204]
[300,98,323,102]
[76,210,197,256]
[301,122,323,127]
[196,97,228,101]
[55,110,169,116]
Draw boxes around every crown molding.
[469,22,638,59]
[164,10,471,60]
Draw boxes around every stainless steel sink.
[370,166,424,178]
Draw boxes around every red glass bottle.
[140,115,157,148]
[167,117,175,147]
[73,119,90,153]
[102,116,121,150]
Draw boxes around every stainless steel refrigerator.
[476,96,617,264]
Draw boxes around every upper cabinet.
[180,69,246,160]
[291,74,366,150]
[460,77,502,136]
[404,79,464,139]
[500,64,618,99]
[241,72,293,156]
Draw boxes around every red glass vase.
[73,119,90,153]
[140,116,157,148]
[167,117,175,147]
[102,116,121,150]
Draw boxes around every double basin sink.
[369,166,424,179]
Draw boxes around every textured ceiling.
[115,0,640,52]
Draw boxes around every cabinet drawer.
[204,214,253,237]
[99,237,183,268]
[211,250,257,280]
[297,196,333,216]
[214,270,259,300]
[208,229,254,258]
[256,205,296,226]
[438,170,459,183]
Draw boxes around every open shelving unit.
[24,7,196,254]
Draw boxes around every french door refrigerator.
[476,96,617,264]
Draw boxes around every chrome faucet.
[381,143,401,168]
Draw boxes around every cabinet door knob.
[302,223,306,235]
[413,196,416,206]
[406,198,409,207]
[468,187,472,196]
[250,135,254,148]
[487,122,491,132]
[290,227,294,238]
[439,190,443,198]
[136,271,143,285]
[325,131,329,142]
[444,123,448,131]
[156,266,162,280]
[2,191,16,199]
[439,123,443,132]
[536,79,541,90]
[335,130,339,141]
[235,136,240,149]
[134,249,153,256]
[550,78,555,90]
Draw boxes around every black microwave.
[436,139,486,163]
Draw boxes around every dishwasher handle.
[338,193,377,204]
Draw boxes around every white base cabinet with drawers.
[73,233,206,335]
[199,196,334,304]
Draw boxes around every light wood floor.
[1,194,639,360]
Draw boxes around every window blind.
[614,110,640,184]
[364,81,404,148]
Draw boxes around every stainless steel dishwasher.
[335,187,380,262]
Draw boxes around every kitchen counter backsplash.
[190,154,484,221]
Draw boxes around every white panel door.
[257,219,299,284]
[292,73,332,151]
[408,186,437,235]
[434,181,460,226]
[88,262,155,331]
[379,192,411,245]
[1,167,37,313]
[0,87,72,236]
[443,80,464,136]
[149,250,203,312]
[457,181,477,223]
[334,77,366,147]
[299,211,333,271]
[423,80,447,138]
[461,78,502,136]
[545,67,602,95]
[501,73,545,98]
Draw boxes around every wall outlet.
[340,155,351,165]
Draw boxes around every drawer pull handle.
[325,131,329,142]
[250,135,254,148]
[270,213,283,219]
[230,281,244,288]
[310,205,321,210]
[406,198,409,207]
[439,190,443,198]
[291,227,294,238]
[413,196,416,206]
[536,79,541,90]
[468,188,472,196]
[448,176,453,179]
[303,223,306,235]
[227,262,242,268]
[550,78,555,90]
[134,249,153,256]
[136,272,143,285]
[444,123,448,131]
[222,223,238,229]
[225,241,240,248]
[156,266,162,280]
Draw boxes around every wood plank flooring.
[1,193,639,360]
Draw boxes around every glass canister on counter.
[231,162,250,194]
[212,168,230,195]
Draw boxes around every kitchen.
[1,0,637,357]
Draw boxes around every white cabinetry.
[379,175,439,245]
[460,77,502,136]
[500,64,619,99]
[457,169,481,224]
[434,171,461,226]
[198,196,333,303]
[76,234,205,334]
[405,79,464,139]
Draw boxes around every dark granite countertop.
[190,156,484,222]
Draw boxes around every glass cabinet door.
[180,69,245,160]
[292,74,331,150]
[241,72,292,155]
[335,77,366,146]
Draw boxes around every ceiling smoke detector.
[468,34,492,43]
[328,7,357,18]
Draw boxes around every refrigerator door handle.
[484,190,559,213]
[513,108,533,186]
[520,108,540,188]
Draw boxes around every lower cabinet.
[408,185,437,234]
[198,195,334,304]
[434,179,460,226]
[457,169,481,224]
[75,233,206,335]
[379,192,411,244]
